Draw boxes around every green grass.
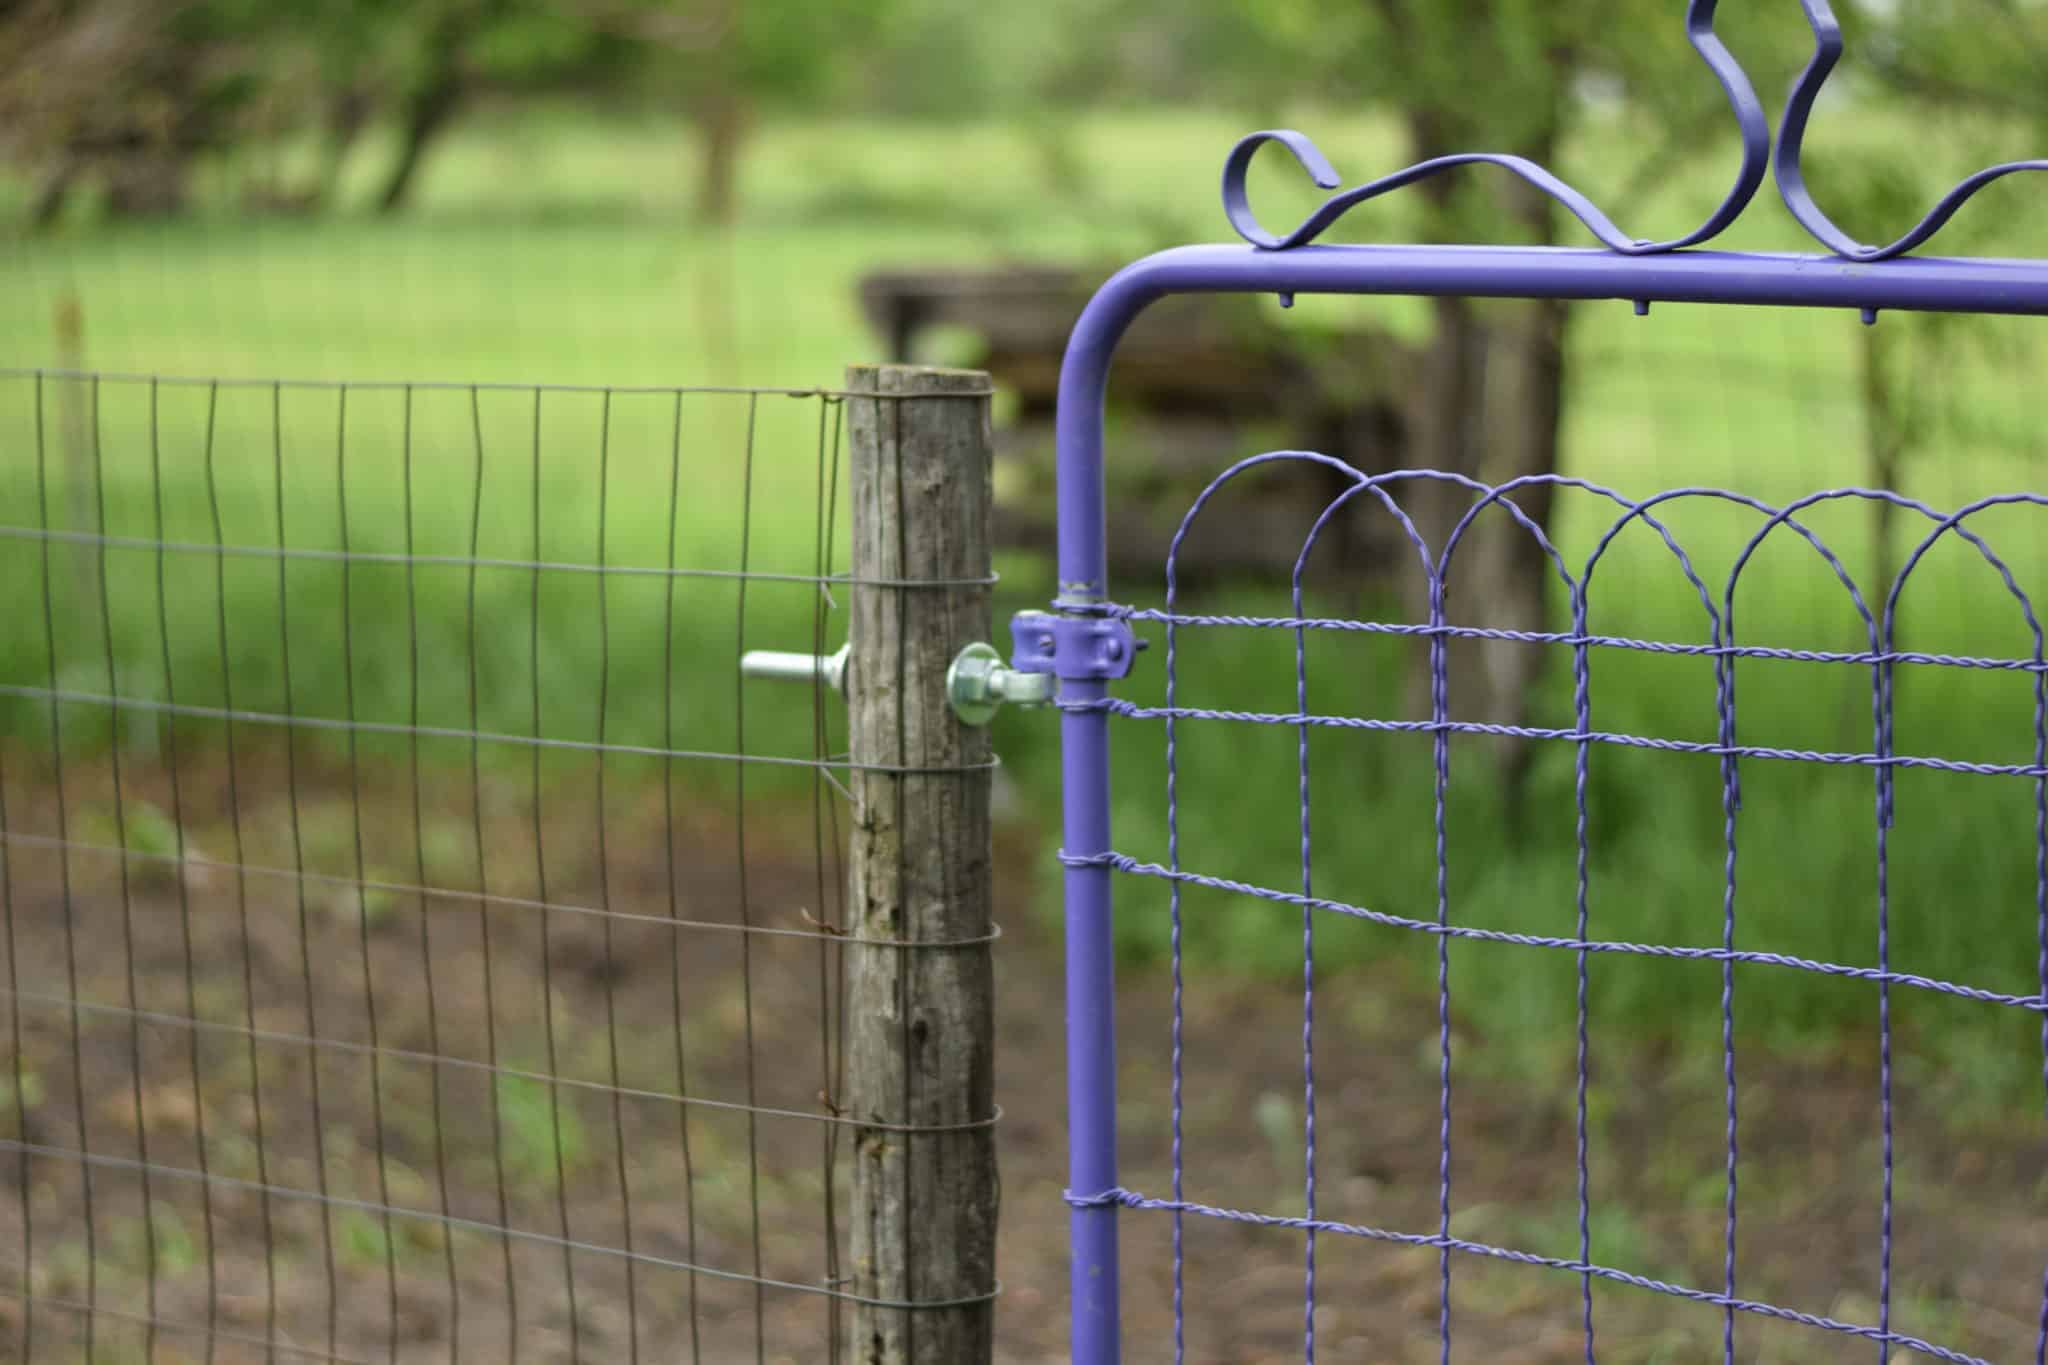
[493,1074,589,1192]
[6,103,2048,1089]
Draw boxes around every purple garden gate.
[1032,2,2048,1360]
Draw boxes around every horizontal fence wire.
[1080,454,2048,1364]
[0,368,986,1362]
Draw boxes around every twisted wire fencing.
[1063,452,2048,1364]
[0,367,951,1362]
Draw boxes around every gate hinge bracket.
[943,613,1146,727]
[1008,611,1145,683]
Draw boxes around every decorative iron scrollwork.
[1222,0,2043,263]
[1222,0,1767,255]
[1775,0,2048,261]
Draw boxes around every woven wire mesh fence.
[0,368,889,1362]
[1068,453,2048,1364]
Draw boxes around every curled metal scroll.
[1775,0,2048,261]
[1222,0,1769,254]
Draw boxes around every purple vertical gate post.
[1059,677,1119,1363]
[1055,272,1165,1365]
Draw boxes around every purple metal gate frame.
[1043,2,2048,1361]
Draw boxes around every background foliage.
[7,0,2048,1092]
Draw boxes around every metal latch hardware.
[740,615,1143,728]
[946,643,1054,725]
[1008,611,1144,682]
[739,643,850,693]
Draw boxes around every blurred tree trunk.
[375,8,474,215]
[30,159,80,230]
[314,88,372,210]
[104,145,193,217]
[1395,109,1570,831]
[1861,322,1904,616]
[1475,292,1569,830]
[1857,318,1907,751]
[377,75,462,214]
[693,78,747,226]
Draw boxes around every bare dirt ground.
[0,744,2040,1363]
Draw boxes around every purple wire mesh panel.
[1061,457,2048,1365]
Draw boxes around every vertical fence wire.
[1428,522,1455,1365]
[1291,515,1318,1365]
[0,368,912,1362]
[466,382,522,1364]
[1569,578,1596,1365]
[400,382,465,1365]
[207,376,284,1357]
[1718,587,1742,1365]
[2,443,26,1364]
[527,386,581,1364]
[275,379,341,1359]
[150,376,223,1365]
[659,388,703,1361]
[811,395,848,1365]
[338,384,406,1364]
[97,371,163,1362]
[41,369,96,1365]
[1163,547,1188,1365]
[591,390,643,1365]
[733,390,768,1362]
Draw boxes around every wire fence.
[0,368,907,1362]
[10,349,2048,1362]
[1070,455,2048,1363]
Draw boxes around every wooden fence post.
[845,364,998,1364]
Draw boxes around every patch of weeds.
[1900,1035,2041,1136]
[39,1240,91,1297]
[1252,1090,1304,1208]
[120,799,183,863]
[1892,1290,1969,1352]
[110,1202,202,1278]
[203,1128,262,1183]
[337,1208,397,1268]
[292,801,359,877]
[381,1079,449,1166]
[78,797,190,890]
[687,1164,753,1231]
[399,1213,448,1257]
[1253,1091,1295,1160]
[320,884,400,931]
[1821,1290,1967,1357]
[374,1158,449,1255]
[0,1066,46,1130]
[1509,1201,1671,1283]
[291,803,398,927]
[418,818,478,891]
[1644,1142,1726,1214]
[1445,1201,1514,1245]
[495,1073,587,1190]
[1636,1324,1717,1364]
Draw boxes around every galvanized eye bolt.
[739,639,1057,725]
[944,643,1054,725]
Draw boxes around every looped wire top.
[1222,0,1769,255]
[1775,0,2048,262]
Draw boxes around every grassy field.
[4,103,2048,1104]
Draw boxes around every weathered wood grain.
[845,364,997,1365]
